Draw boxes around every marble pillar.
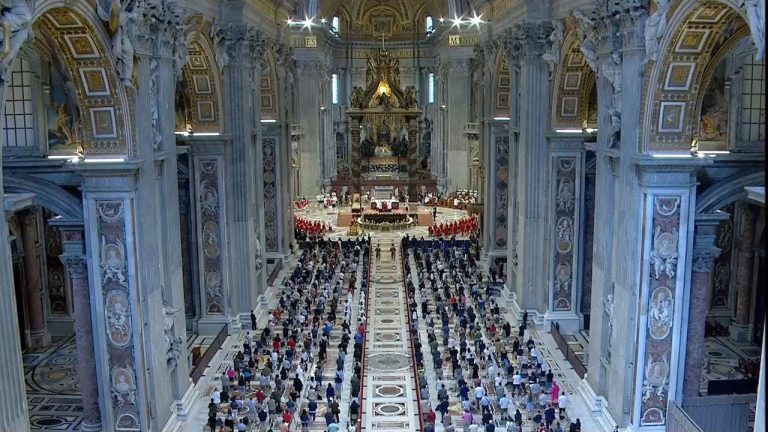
[683,214,726,398]
[190,139,231,332]
[0,3,33,428]
[214,23,267,325]
[295,57,330,196]
[631,167,696,430]
[407,118,419,198]
[442,57,472,191]
[350,117,362,193]
[20,209,50,349]
[483,122,509,257]
[77,167,148,432]
[56,225,102,431]
[503,21,555,315]
[731,202,757,341]
[547,142,584,332]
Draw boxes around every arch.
[696,170,765,213]
[30,1,133,156]
[260,49,279,121]
[177,16,224,133]
[551,27,597,130]
[491,49,511,118]
[3,174,83,219]
[641,0,750,152]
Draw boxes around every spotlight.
[469,13,483,26]
[438,17,445,23]
[320,18,327,23]
[302,18,314,28]
[451,16,463,27]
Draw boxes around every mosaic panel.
[262,137,279,252]
[372,402,407,416]
[45,221,68,315]
[494,135,509,248]
[709,208,732,311]
[374,384,405,398]
[95,200,142,430]
[639,194,684,426]
[196,158,225,314]
[552,157,578,311]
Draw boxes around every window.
[428,73,435,104]
[3,57,35,147]
[331,16,340,34]
[739,54,765,141]
[425,16,434,34]
[332,73,339,104]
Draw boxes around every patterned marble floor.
[360,241,421,431]
[23,335,84,431]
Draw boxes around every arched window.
[3,58,36,148]
[331,16,340,34]
[425,16,434,34]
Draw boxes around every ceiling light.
[48,155,75,159]
[438,17,445,23]
[650,153,692,158]
[584,128,598,133]
[451,16,463,27]
[302,18,314,28]
[82,157,126,163]
[286,18,293,24]
[193,132,221,136]
[555,129,583,133]
[493,116,511,121]
[469,13,483,26]
[261,119,277,123]
[320,18,326,23]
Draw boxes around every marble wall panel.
[262,137,279,253]
[95,200,142,431]
[494,135,509,249]
[638,194,686,427]
[196,158,226,315]
[552,157,577,311]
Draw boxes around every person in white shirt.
[474,385,485,407]
[512,373,522,394]
[557,392,569,417]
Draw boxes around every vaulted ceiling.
[318,0,449,40]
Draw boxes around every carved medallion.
[105,290,131,347]
[648,286,674,340]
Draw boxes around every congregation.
[206,238,371,431]
[402,236,582,432]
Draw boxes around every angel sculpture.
[0,0,33,82]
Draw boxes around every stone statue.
[0,0,32,83]
[112,3,138,87]
[162,302,183,369]
[403,85,418,108]
[350,86,365,108]
[604,293,614,347]
[541,20,564,78]
[742,0,765,60]
[573,9,598,72]
[645,0,670,62]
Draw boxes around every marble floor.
[22,335,84,431]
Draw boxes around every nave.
[186,234,598,432]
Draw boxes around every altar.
[340,47,436,197]
[370,198,398,212]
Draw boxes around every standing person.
[390,242,396,260]
[375,244,381,261]
[250,310,257,330]
[432,206,437,221]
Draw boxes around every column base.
[729,323,753,342]
[196,317,230,336]
[575,376,617,432]
[79,420,104,432]
[29,329,51,349]
[545,311,581,334]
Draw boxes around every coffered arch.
[641,0,752,152]
[551,29,597,130]
[30,1,133,156]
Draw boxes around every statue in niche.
[45,33,81,153]
[698,61,728,141]
[0,0,32,81]
[175,77,192,132]
[541,20,564,79]
[393,121,409,157]
[420,118,431,170]
[604,293,614,348]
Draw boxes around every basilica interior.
[0,0,765,431]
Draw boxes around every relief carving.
[650,226,678,279]
[162,303,183,369]
[642,355,669,402]
[101,236,128,287]
[111,364,137,406]
[648,286,674,340]
[106,290,131,347]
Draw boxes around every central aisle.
[360,239,422,431]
